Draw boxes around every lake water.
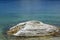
[0,0,60,40]
[0,12,60,40]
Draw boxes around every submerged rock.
[7,20,60,36]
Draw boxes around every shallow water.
[2,35,60,40]
[0,13,60,40]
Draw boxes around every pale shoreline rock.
[7,20,60,36]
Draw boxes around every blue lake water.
[0,0,60,40]
[0,12,60,40]
[0,12,60,27]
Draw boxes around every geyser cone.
[7,20,59,36]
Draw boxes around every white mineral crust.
[8,20,59,36]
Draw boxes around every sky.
[0,0,60,14]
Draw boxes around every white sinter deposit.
[7,20,59,36]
